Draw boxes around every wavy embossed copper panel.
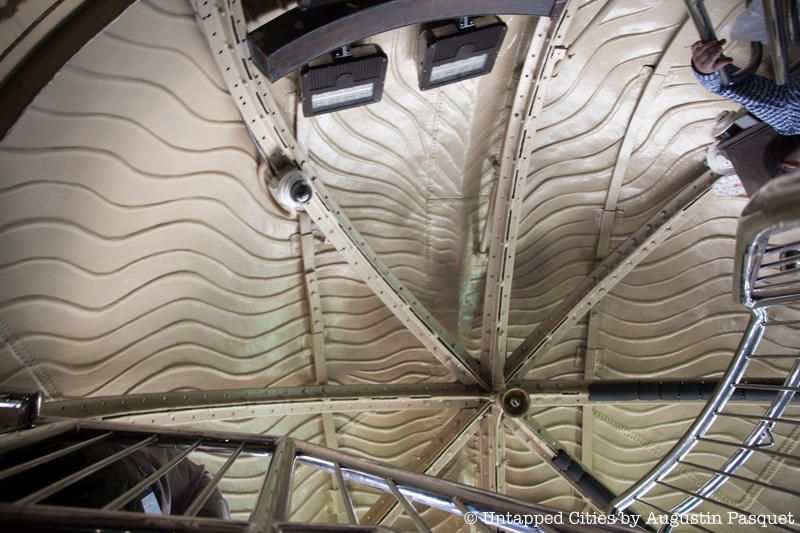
[1,0,799,528]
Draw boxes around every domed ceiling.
[1,0,798,529]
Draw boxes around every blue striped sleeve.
[695,65,800,135]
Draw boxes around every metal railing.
[611,173,800,530]
[684,0,762,87]
[762,0,794,85]
[0,414,637,533]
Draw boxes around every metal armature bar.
[503,416,616,513]
[506,170,718,380]
[104,440,202,511]
[632,498,714,533]
[748,353,800,359]
[0,431,112,481]
[480,9,566,389]
[452,497,494,533]
[335,462,359,525]
[304,184,487,390]
[478,405,501,492]
[0,418,77,455]
[16,434,157,505]
[251,437,296,525]
[713,411,800,426]
[364,406,489,525]
[196,0,486,389]
[678,459,800,498]
[697,436,800,462]
[518,378,798,405]
[185,442,245,517]
[595,15,692,261]
[43,383,486,419]
[612,310,766,512]
[0,502,252,533]
[249,0,559,82]
[385,478,432,533]
[733,383,800,393]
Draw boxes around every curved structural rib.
[192,0,488,388]
[0,0,135,138]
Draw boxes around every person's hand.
[691,39,733,74]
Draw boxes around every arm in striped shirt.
[695,65,799,135]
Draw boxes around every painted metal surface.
[1,0,799,527]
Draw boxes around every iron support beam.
[594,16,691,257]
[299,212,329,387]
[363,406,488,526]
[480,1,578,390]
[193,0,487,390]
[42,383,486,420]
[505,170,719,380]
[503,416,617,512]
[298,212,343,516]
[478,405,502,492]
[304,185,488,389]
[40,379,789,424]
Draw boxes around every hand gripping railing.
[0,415,636,533]
[611,172,800,530]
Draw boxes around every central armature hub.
[500,388,530,417]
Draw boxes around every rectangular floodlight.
[299,44,388,117]
[417,16,507,90]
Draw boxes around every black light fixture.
[297,0,349,9]
[417,15,507,91]
[297,44,388,117]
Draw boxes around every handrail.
[610,310,767,512]
[684,0,763,87]
[613,172,800,521]
[0,416,636,533]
